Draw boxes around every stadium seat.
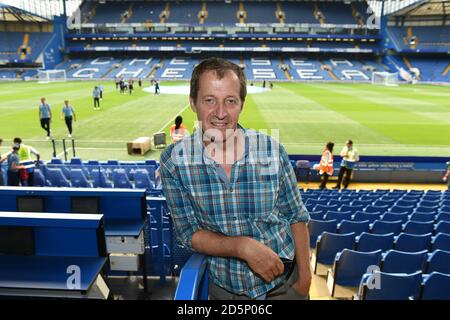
[431,233,450,251]
[70,169,93,188]
[305,199,327,210]
[390,205,415,214]
[370,220,403,235]
[394,201,417,208]
[421,272,450,300]
[328,199,351,207]
[358,271,422,300]
[49,158,63,165]
[313,232,355,273]
[351,200,373,208]
[436,212,450,222]
[314,204,339,213]
[352,212,380,223]
[439,205,450,213]
[91,168,113,188]
[309,212,326,221]
[364,205,389,214]
[415,206,439,214]
[308,219,337,248]
[381,250,428,274]
[434,221,450,234]
[381,213,409,223]
[419,200,441,207]
[33,168,47,187]
[426,249,450,274]
[339,204,363,214]
[373,199,396,207]
[327,249,382,297]
[409,213,435,223]
[403,221,435,235]
[337,219,370,235]
[134,169,155,190]
[113,169,133,189]
[46,168,71,187]
[324,211,353,222]
[394,233,432,252]
[355,232,394,252]
[70,157,83,165]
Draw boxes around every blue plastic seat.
[314,232,355,272]
[381,249,428,273]
[70,169,92,188]
[403,221,435,235]
[328,249,382,297]
[365,205,389,214]
[324,211,352,222]
[390,205,415,214]
[91,168,113,188]
[338,220,370,235]
[394,233,432,253]
[435,221,450,234]
[113,169,133,189]
[395,200,417,208]
[351,200,373,208]
[421,272,450,300]
[370,220,403,235]
[49,157,63,165]
[415,206,439,214]
[308,219,337,248]
[308,212,326,221]
[431,233,450,251]
[419,200,441,207]
[439,205,450,213]
[134,168,155,190]
[426,249,450,274]
[373,199,396,207]
[70,157,83,165]
[305,199,328,211]
[33,168,46,187]
[328,199,351,207]
[352,212,381,223]
[358,271,422,300]
[409,213,435,223]
[46,168,71,187]
[314,204,339,213]
[436,212,450,222]
[381,213,409,223]
[339,204,364,214]
[355,232,394,252]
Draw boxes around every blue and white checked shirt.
[160,125,309,299]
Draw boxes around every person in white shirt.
[333,140,359,190]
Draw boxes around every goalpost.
[37,69,67,83]
[371,71,399,86]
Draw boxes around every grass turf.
[0,80,449,161]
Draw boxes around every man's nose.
[215,101,227,119]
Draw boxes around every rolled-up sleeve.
[276,145,310,224]
[160,149,202,250]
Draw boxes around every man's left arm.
[291,222,312,297]
[276,144,311,296]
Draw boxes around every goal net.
[38,69,67,83]
[371,71,399,86]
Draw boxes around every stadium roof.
[389,0,450,17]
[0,3,49,22]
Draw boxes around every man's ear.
[190,97,197,113]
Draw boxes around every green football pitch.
[0,80,449,161]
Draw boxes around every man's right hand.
[238,237,284,283]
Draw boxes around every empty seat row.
[311,231,450,273]
[328,248,450,299]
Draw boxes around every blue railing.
[174,253,209,300]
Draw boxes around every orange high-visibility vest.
[170,124,187,143]
[318,149,334,175]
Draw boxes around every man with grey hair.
[160,57,311,300]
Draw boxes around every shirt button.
[229,187,234,193]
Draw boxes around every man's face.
[190,70,243,143]
[41,99,45,104]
